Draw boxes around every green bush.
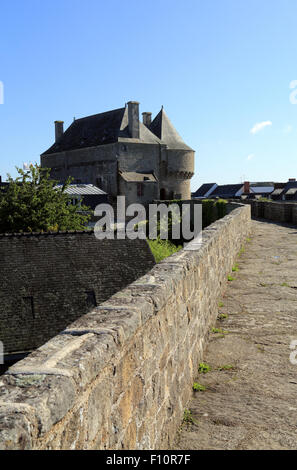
[202,199,227,228]
[0,165,90,233]
[148,238,182,263]
[145,198,227,262]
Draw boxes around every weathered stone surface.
[174,219,297,450]
[0,204,251,449]
[0,233,155,354]
[0,373,76,436]
[0,403,38,450]
[246,200,297,226]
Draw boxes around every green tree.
[0,165,91,233]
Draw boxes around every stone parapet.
[0,204,251,450]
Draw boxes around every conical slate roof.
[149,108,193,150]
[42,105,193,155]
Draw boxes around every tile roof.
[210,184,243,197]
[271,188,283,196]
[250,182,274,187]
[192,183,217,198]
[42,108,126,155]
[54,184,107,195]
[42,107,164,155]
[285,187,297,195]
[284,181,297,192]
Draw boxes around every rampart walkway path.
[174,219,297,450]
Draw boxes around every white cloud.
[247,154,255,161]
[250,121,272,134]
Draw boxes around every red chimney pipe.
[244,181,250,193]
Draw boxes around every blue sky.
[0,0,297,190]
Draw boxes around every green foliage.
[228,276,235,281]
[201,199,227,228]
[0,165,90,233]
[183,409,198,425]
[218,301,224,308]
[212,327,228,334]
[218,313,228,320]
[232,264,239,272]
[198,363,211,374]
[193,383,206,392]
[148,238,182,263]
[145,199,227,250]
[238,246,245,257]
[217,365,234,371]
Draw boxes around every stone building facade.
[40,102,195,205]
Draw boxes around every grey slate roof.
[283,181,297,192]
[149,108,193,151]
[42,106,163,155]
[286,187,297,195]
[42,108,126,155]
[250,182,274,187]
[192,183,217,198]
[271,188,283,196]
[210,184,243,198]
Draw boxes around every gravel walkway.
[174,219,297,450]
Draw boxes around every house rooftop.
[41,104,192,156]
[210,184,243,198]
[192,183,217,198]
[54,184,107,195]
[149,108,193,151]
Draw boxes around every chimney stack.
[288,178,296,182]
[142,112,152,127]
[127,101,140,139]
[244,181,250,193]
[55,121,64,143]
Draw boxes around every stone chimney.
[55,121,64,143]
[127,101,140,139]
[244,181,250,193]
[288,178,296,182]
[142,112,152,127]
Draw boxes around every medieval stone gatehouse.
[40,101,195,205]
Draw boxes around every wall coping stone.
[0,203,251,449]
